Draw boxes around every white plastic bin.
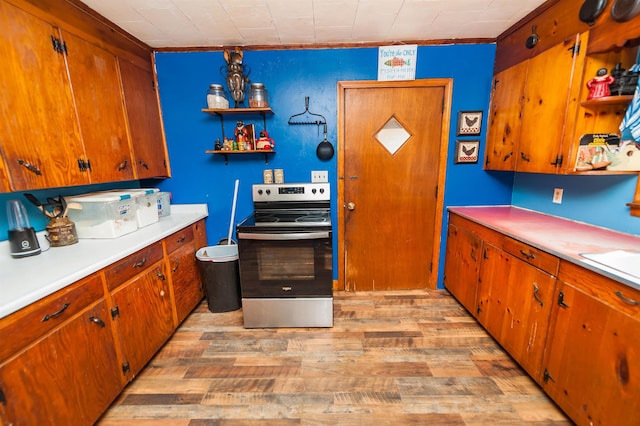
[66,192,138,238]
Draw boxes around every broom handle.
[228,179,239,245]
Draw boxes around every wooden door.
[62,30,135,183]
[484,60,528,171]
[338,80,451,291]
[443,221,482,315]
[119,57,171,179]
[476,244,555,380]
[517,34,584,173]
[0,1,87,190]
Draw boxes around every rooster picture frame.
[454,140,480,164]
[456,111,483,136]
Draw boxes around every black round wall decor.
[611,0,640,22]
[579,0,608,25]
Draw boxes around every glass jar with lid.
[206,84,229,109]
[248,83,269,108]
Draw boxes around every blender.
[6,199,41,258]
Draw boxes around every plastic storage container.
[157,192,171,217]
[97,188,159,228]
[196,245,242,312]
[66,192,138,238]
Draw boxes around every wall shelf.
[205,149,275,165]
[580,95,633,109]
[202,107,273,135]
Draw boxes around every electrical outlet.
[553,188,563,204]
[311,170,328,183]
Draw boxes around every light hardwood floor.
[98,290,573,425]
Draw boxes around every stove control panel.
[252,183,330,202]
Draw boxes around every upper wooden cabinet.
[63,30,135,183]
[0,1,87,190]
[119,57,171,179]
[486,29,639,174]
[0,0,168,192]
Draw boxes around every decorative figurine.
[256,130,275,150]
[586,67,615,100]
[235,121,248,143]
[223,137,233,151]
[221,48,250,107]
[214,138,223,151]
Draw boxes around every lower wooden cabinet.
[476,244,556,381]
[110,259,174,379]
[443,221,482,315]
[444,211,640,425]
[0,220,206,424]
[541,262,640,426]
[0,276,123,426]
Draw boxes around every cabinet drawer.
[503,237,559,275]
[559,261,640,319]
[164,226,194,254]
[0,274,103,363]
[104,242,163,291]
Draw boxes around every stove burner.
[256,215,279,223]
[295,216,328,223]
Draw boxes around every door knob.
[347,202,356,210]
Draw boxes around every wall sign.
[378,45,417,81]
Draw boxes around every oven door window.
[258,246,314,280]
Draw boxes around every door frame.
[336,79,453,291]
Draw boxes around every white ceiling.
[79,0,548,49]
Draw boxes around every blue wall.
[4,43,637,286]
[152,45,514,287]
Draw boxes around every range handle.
[237,231,330,241]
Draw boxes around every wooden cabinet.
[476,241,557,380]
[119,57,171,179]
[0,275,123,425]
[0,1,87,190]
[443,219,483,314]
[0,0,168,192]
[63,30,135,182]
[445,213,558,380]
[484,60,528,171]
[541,261,640,426]
[164,222,204,324]
[485,34,586,174]
[106,242,174,379]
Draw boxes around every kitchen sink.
[580,250,640,280]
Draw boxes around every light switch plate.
[311,170,328,183]
[553,188,563,204]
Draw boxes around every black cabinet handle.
[41,303,70,322]
[139,160,149,170]
[533,283,544,307]
[519,249,535,260]
[520,152,531,162]
[133,257,148,268]
[615,291,640,306]
[18,159,42,175]
[172,258,179,273]
[89,316,105,327]
[117,160,128,171]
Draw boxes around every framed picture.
[454,140,480,164]
[457,111,483,136]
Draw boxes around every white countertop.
[0,204,208,319]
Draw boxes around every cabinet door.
[542,266,640,426]
[443,223,482,315]
[0,299,123,425]
[484,60,528,171]
[119,58,170,179]
[517,34,584,174]
[111,261,174,378]
[476,244,555,380]
[0,1,87,190]
[62,30,135,183]
[169,243,203,324]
